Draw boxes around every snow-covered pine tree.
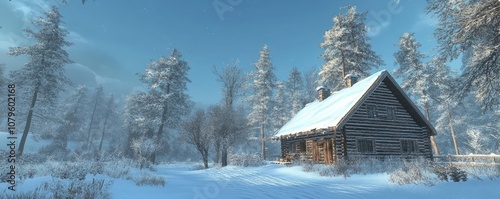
[136,49,192,162]
[394,33,428,98]
[304,66,320,103]
[427,0,499,111]
[394,32,442,155]
[98,94,117,153]
[246,44,276,160]
[272,81,288,132]
[85,85,104,149]
[123,92,155,158]
[286,67,305,117]
[320,6,384,91]
[44,86,88,157]
[9,6,73,156]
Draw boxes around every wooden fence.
[434,155,500,166]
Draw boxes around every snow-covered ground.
[2,131,499,198]
[2,163,499,198]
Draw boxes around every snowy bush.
[388,159,436,186]
[0,178,111,199]
[134,172,166,187]
[301,162,319,173]
[49,162,87,180]
[432,164,467,182]
[102,159,135,180]
[448,166,467,182]
[41,178,112,199]
[355,157,401,174]
[0,189,47,199]
[319,159,351,178]
[229,153,266,167]
[18,153,48,164]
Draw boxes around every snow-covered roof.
[274,70,387,138]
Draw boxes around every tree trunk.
[214,140,221,164]
[261,121,266,160]
[98,106,110,152]
[221,143,228,167]
[424,101,440,155]
[86,98,99,149]
[18,87,39,157]
[447,102,460,155]
[203,150,209,169]
[340,50,346,82]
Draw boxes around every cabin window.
[401,140,418,153]
[357,138,375,153]
[367,105,378,118]
[288,142,296,153]
[387,107,396,120]
[299,140,306,153]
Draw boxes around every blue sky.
[0,0,439,105]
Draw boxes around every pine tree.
[9,6,73,156]
[246,44,276,160]
[427,0,500,111]
[320,6,384,90]
[304,67,320,103]
[135,49,192,163]
[86,85,104,149]
[286,67,305,117]
[47,86,88,157]
[394,32,444,155]
[393,33,428,98]
[98,94,116,153]
[272,81,288,132]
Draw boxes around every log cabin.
[274,70,435,164]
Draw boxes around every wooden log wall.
[343,80,432,158]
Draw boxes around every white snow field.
[2,131,499,198]
[116,164,500,199]
[3,163,500,199]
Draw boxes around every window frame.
[401,139,418,154]
[357,138,375,153]
[367,105,378,118]
[386,106,396,120]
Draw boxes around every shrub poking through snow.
[230,153,266,167]
[388,158,436,186]
[319,159,351,178]
[448,166,467,182]
[42,178,112,199]
[134,172,166,187]
[301,161,319,173]
[0,178,112,199]
[432,165,467,182]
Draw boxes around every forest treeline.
[1,0,498,167]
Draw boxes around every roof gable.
[274,70,437,139]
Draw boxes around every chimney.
[344,74,360,87]
[316,86,330,102]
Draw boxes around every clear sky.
[0,0,439,105]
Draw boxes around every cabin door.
[325,138,336,164]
